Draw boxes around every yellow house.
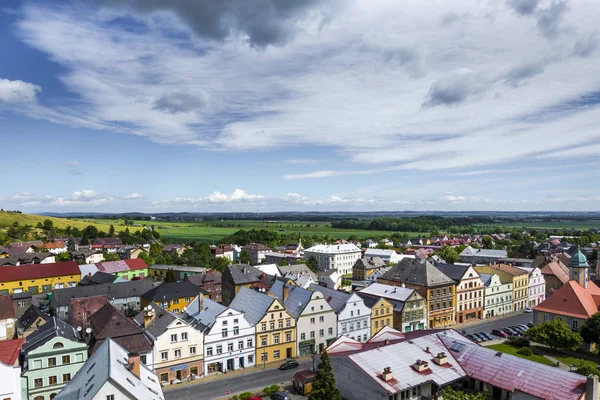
[361,296,394,336]
[0,261,80,295]
[475,264,529,312]
[230,287,296,364]
[140,281,209,314]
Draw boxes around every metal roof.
[381,258,455,288]
[308,284,351,313]
[229,287,275,325]
[22,317,80,354]
[51,279,155,309]
[181,296,227,333]
[270,281,313,319]
[358,283,415,302]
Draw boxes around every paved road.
[164,359,312,400]
[458,312,534,335]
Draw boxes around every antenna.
[77,326,82,332]
[85,327,92,334]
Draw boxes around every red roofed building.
[0,338,25,400]
[95,258,148,280]
[0,261,80,295]
[68,295,109,329]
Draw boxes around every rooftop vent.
[382,367,393,382]
[412,359,429,372]
[495,352,502,357]
[434,352,448,365]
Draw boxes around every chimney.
[143,306,155,327]
[425,347,430,354]
[283,284,289,301]
[128,353,141,378]
[384,339,390,346]
[434,352,448,365]
[243,266,247,274]
[412,359,429,372]
[382,367,393,382]
[586,375,599,400]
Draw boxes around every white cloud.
[207,189,265,203]
[67,161,80,168]
[0,78,40,103]
[124,193,143,199]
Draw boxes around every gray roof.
[51,279,155,309]
[479,273,494,286]
[353,257,387,270]
[229,287,275,325]
[17,305,50,332]
[269,281,313,319]
[149,264,208,273]
[22,317,80,355]
[226,264,263,285]
[134,302,177,339]
[459,246,507,258]
[181,296,227,333]
[278,264,317,281]
[381,258,455,288]
[433,263,471,283]
[308,284,350,313]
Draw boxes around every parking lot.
[455,311,534,340]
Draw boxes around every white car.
[523,307,533,313]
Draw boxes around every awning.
[170,364,187,371]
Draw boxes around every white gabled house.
[182,296,256,376]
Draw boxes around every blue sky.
[1,0,600,212]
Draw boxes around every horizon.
[2,1,600,212]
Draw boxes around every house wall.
[369,298,393,336]
[483,276,512,318]
[527,268,546,307]
[22,336,88,400]
[543,274,564,293]
[141,295,194,315]
[152,319,204,384]
[338,294,371,342]
[400,291,427,332]
[204,308,255,376]
[427,284,455,328]
[304,250,361,275]
[114,268,148,281]
[0,274,79,295]
[255,300,297,365]
[0,318,16,340]
[456,266,484,323]
[0,363,21,400]
[296,292,337,355]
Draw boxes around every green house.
[21,317,88,400]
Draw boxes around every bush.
[507,336,530,348]
[263,385,280,396]
[575,365,600,377]
[516,347,533,356]
[239,392,253,400]
[230,396,238,400]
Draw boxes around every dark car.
[270,392,292,400]
[278,360,299,370]
[511,326,527,334]
[501,327,518,336]
[492,329,509,338]
[472,333,487,342]
[527,322,534,328]
[515,324,529,331]
[466,334,481,343]
[479,332,493,340]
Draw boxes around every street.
[164,359,313,400]
[457,312,534,335]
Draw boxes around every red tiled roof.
[40,242,66,249]
[69,295,109,328]
[292,369,316,384]
[486,263,528,276]
[0,261,80,283]
[0,296,15,319]
[540,261,569,284]
[534,280,600,319]
[0,339,25,366]
[244,243,271,251]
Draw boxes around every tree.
[527,319,582,351]
[108,224,116,237]
[67,236,77,252]
[579,312,600,351]
[306,255,320,273]
[309,350,341,400]
[239,249,252,265]
[442,387,488,400]
[42,219,54,231]
[164,268,177,283]
[482,236,494,249]
[55,252,71,262]
[278,259,290,267]
[434,246,460,263]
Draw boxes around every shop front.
[299,340,315,356]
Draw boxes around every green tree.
[482,236,493,249]
[278,259,290,267]
[239,249,252,265]
[434,246,460,263]
[108,224,116,237]
[579,312,600,350]
[67,236,77,252]
[43,219,54,231]
[55,252,71,262]
[309,350,341,400]
[164,268,177,283]
[527,319,582,351]
[306,255,320,273]
[442,387,488,400]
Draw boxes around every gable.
[376,298,391,308]
[29,335,84,355]
[406,290,423,302]
[463,265,480,280]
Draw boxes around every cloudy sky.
[1,0,600,213]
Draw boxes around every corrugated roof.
[381,258,455,288]
[0,261,80,283]
[0,338,25,366]
[229,287,275,325]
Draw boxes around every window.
[261,337,267,346]
[184,297,190,302]
[48,357,57,367]
[161,351,168,361]
[386,318,390,325]
[274,350,280,359]
[270,322,275,330]
[173,299,179,304]
[234,318,239,324]
[286,333,291,342]
[170,334,177,342]
[216,345,222,354]
[262,323,267,332]
[233,326,239,335]
[181,332,188,341]
[248,354,254,363]
[49,376,57,385]
[357,309,360,316]
[261,353,268,362]
[311,306,314,311]
[375,309,379,316]
[573,320,579,330]
[274,334,280,344]
[278,320,283,329]
[34,378,43,388]
[247,338,253,347]
[310,317,315,324]
[222,320,228,326]
[228,343,234,352]
[301,333,306,340]
[320,329,324,337]
[222,328,228,338]
[342,324,347,333]
[106,396,115,400]
[328,327,333,335]
[350,311,354,317]
[286,319,291,327]
[160,373,169,383]
[238,340,244,349]
[206,347,213,356]
[363,320,367,328]
[310,331,315,338]
[63,373,71,382]
[140,355,147,365]
[62,355,70,364]
[189,346,196,355]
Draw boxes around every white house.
[304,243,362,274]
[0,339,23,400]
[518,266,546,307]
[363,249,407,264]
[310,284,371,342]
[363,239,377,248]
[316,269,342,290]
[270,281,337,355]
[182,296,256,375]
[134,303,204,383]
[254,263,281,277]
[55,338,165,400]
[480,273,513,318]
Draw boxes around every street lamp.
[263,341,266,370]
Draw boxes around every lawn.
[486,343,556,366]
[0,212,127,234]
[536,347,600,370]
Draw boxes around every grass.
[0,212,126,232]
[537,347,600,370]
[486,343,556,366]
[475,220,600,230]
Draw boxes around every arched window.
[53,342,64,349]
[50,394,57,400]
[34,396,44,400]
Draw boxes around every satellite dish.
[77,326,82,332]
[85,327,92,334]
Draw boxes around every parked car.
[479,332,493,340]
[523,307,533,313]
[466,334,481,343]
[243,397,261,400]
[472,333,487,342]
[492,329,509,338]
[516,324,529,331]
[527,322,534,328]
[510,326,527,334]
[271,392,292,400]
[279,360,299,370]
[502,327,520,336]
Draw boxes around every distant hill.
[0,211,123,234]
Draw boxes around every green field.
[0,212,127,233]
[486,343,556,366]
[476,220,600,230]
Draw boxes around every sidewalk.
[162,355,314,391]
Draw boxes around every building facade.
[434,264,484,323]
[480,273,512,318]
[475,264,529,312]
[243,243,272,265]
[519,266,546,307]
[0,339,24,400]
[0,262,80,295]
[303,244,362,274]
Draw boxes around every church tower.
[569,245,590,288]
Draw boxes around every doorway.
[175,370,182,381]
[286,347,292,358]
[239,357,245,368]
[227,358,235,371]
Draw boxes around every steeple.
[568,244,590,288]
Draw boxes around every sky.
[1,0,600,213]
